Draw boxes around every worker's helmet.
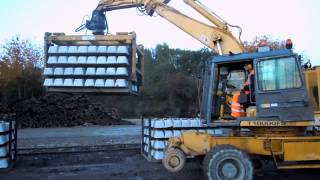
[244,64,253,71]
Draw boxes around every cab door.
[254,55,314,121]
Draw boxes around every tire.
[162,148,186,173]
[203,145,253,180]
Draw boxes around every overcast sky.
[0,0,319,65]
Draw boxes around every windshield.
[257,56,302,91]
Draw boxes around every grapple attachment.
[43,32,144,95]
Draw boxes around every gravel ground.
[1,149,320,180]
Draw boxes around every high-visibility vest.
[231,91,246,118]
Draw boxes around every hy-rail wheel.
[203,145,253,180]
[162,148,186,172]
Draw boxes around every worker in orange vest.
[231,64,255,118]
[231,91,246,118]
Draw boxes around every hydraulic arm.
[82,0,245,55]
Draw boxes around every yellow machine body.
[304,67,320,121]
[164,67,320,171]
[170,130,320,169]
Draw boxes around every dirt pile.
[0,93,130,128]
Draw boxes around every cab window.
[227,70,245,90]
[257,56,302,91]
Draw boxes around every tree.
[243,35,286,52]
[0,36,44,106]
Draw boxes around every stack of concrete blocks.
[43,45,134,89]
[142,118,222,161]
[0,122,9,169]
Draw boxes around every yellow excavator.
[79,0,320,179]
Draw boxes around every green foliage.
[0,36,44,107]
[104,44,214,118]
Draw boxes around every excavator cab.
[200,49,314,126]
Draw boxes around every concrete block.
[87,46,97,53]
[74,68,85,75]
[144,137,148,144]
[151,140,166,149]
[116,67,128,76]
[151,150,164,160]
[47,56,57,64]
[115,79,128,87]
[144,119,150,126]
[64,68,74,75]
[181,119,191,127]
[107,56,117,64]
[144,129,149,135]
[84,79,95,87]
[77,56,87,64]
[151,119,164,128]
[151,130,165,138]
[57,56,68,64]
[117,46,129,54]
[86,68,96,75]
[106,68,116,75]
[173,119,182,127]
[164,119,173,128]
[74,79,84,86]
[107,46,117,53]
[58,46,68,53]
[0,122,9,169]
[144,145,149,153]
[43,78,54,86]
[68,56,77,64]
[207,129,215,135]
[97,56,107,64]
[54,68,64,75]
[164,130,173,138]
[48,46,58,53]
[96,68,106,75]
[63,79,73,86]
[105,79,115,87]
[44,68,54,75]
[78,46,88,53]
[97,46,108,52]
[117,56,129,64]
[95,79,105,87]
[173,130,182,137]
[53,79,64,86]
[87,56,96,64]
[68,46,78,53]
[190,119,202,127]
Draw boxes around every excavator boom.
[85,0,245,55]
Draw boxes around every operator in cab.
[231,64,255,118]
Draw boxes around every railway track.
[17,143,141,156]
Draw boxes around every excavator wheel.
[203,145,253,180]
[162,148,186,172]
